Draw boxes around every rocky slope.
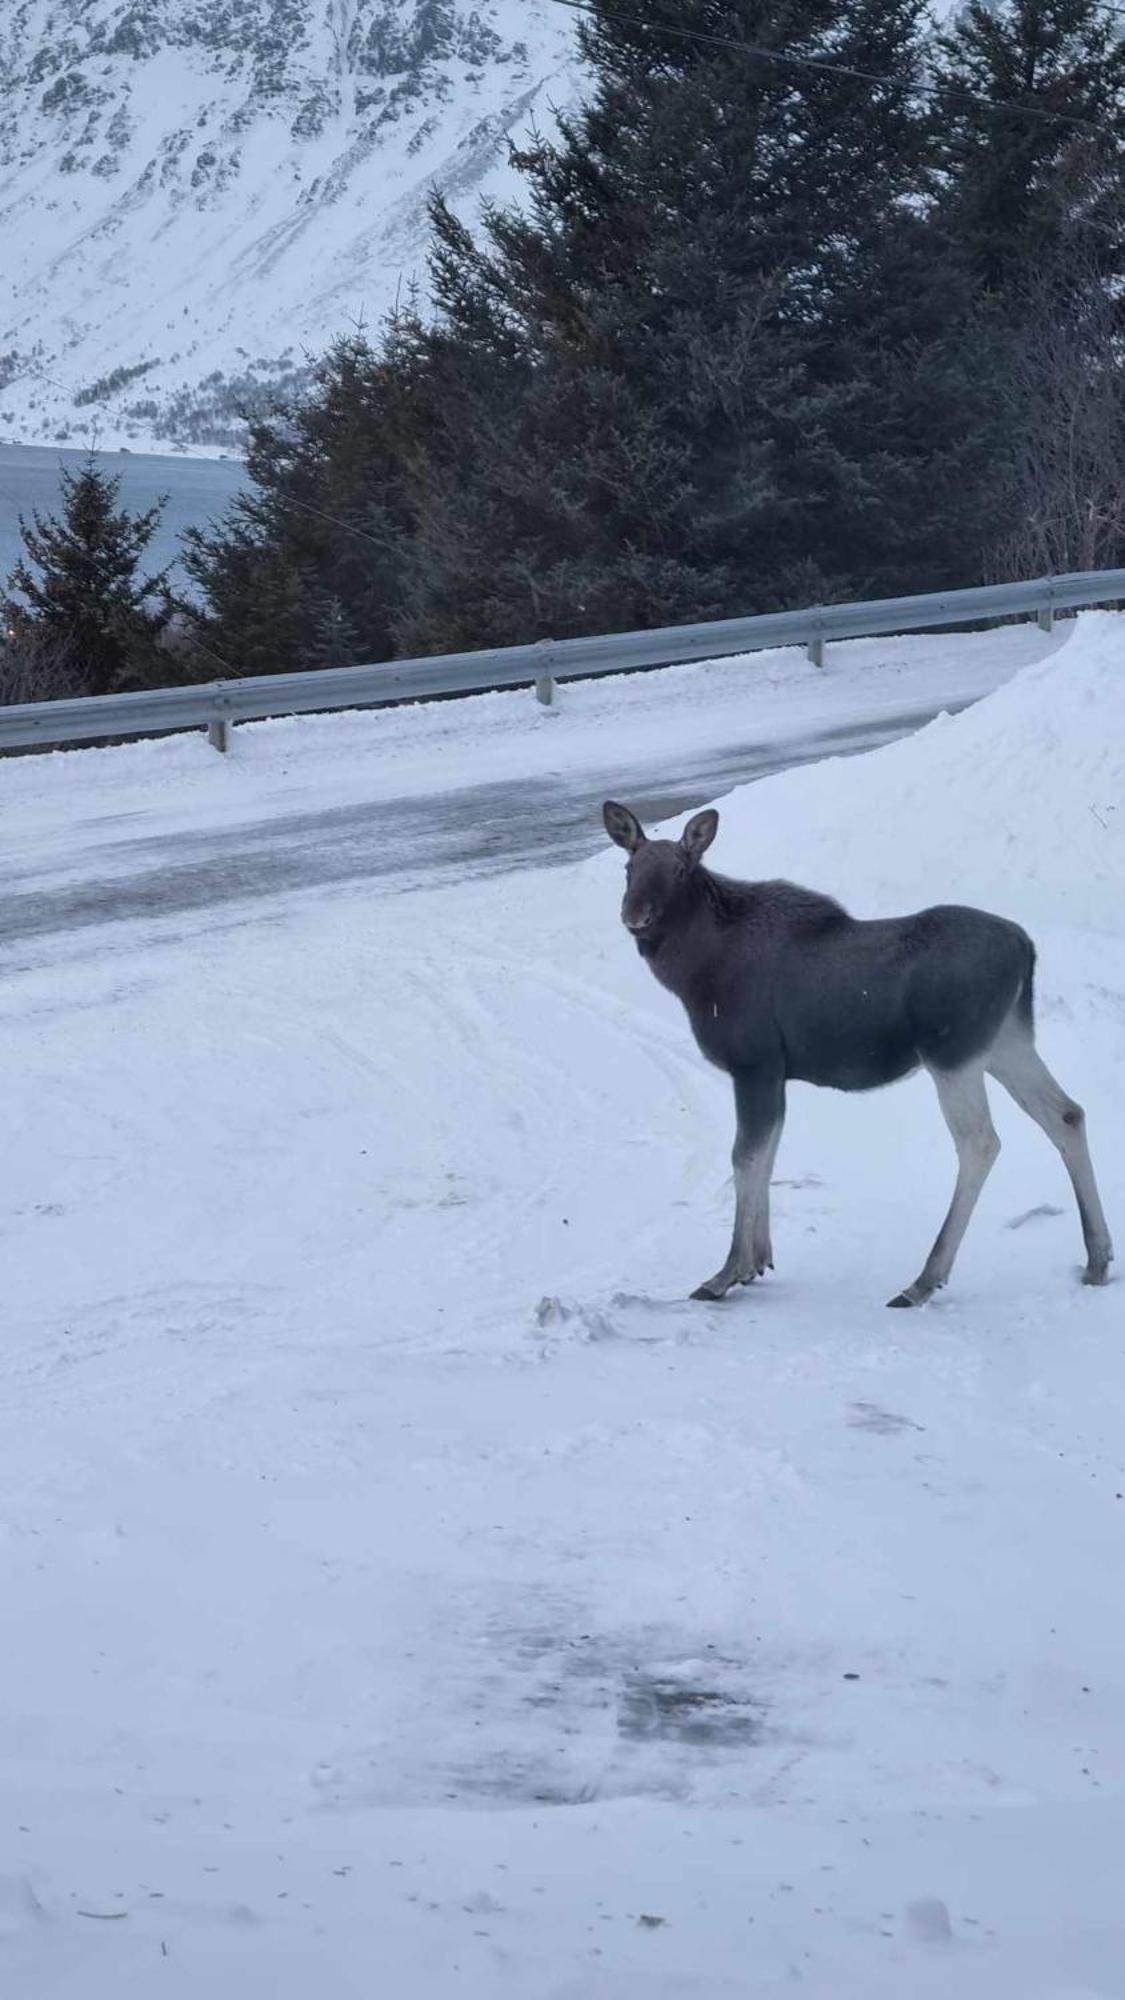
[0,1,580,449]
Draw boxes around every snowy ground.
[1,616,1123,1997]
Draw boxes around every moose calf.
[604,801,1112,1306]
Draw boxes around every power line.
[185,483,395,552]
[272,490,391,550]
[548,0,1125,139]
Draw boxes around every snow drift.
[675,610,1123,929]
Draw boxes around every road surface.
[0,700,969,957]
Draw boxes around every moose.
[603,800,1113,1307]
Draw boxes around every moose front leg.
[692,1069,786,1301]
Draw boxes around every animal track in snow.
[1005,1203,1065,1230]
[848,1402,924,1436]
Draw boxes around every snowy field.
[1,616,1123,1997]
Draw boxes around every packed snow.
[1,614,1123,1997]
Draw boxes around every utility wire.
[270,490,391,550]
[548,0,1125,139]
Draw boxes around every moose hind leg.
[692,1071,785,1302]
[888,1065,999,1308]
[987,1031,1113,1286]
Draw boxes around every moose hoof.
[887,1284,932,1309]
[691,1280,732,1302]
[1082,1262,1111,1288]
[691,1270,757,1301]
[887,1271,943,1308]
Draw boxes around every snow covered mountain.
[0,1,582,451]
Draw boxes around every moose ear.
[603,800,646,853]
[681,808,718,865]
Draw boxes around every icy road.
[1,625,1054,956]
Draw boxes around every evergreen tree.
[806,187,1018,592]
[932,2,1125,575]
[393,0,951,652]
[932,0,1125,302]
[993,247,1125,575]
[305,591,360,670]
[191,0,1125,665]
[183,321,437,676]
[2,458,172,698]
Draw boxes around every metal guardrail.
[1,567,1122,753]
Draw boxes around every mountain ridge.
[0,1,580,451]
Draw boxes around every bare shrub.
[0,624,84,705]
[996,264,1125,579]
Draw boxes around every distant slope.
[0,0,581,451]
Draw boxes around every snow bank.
[590,610,1124,930]
[1,616,1123,1999]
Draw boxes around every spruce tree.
[932,0,1125,302]
[393,0,944,652]
[305,591,359,669]
[2,458,172,698]
[184,321,436,675]
[932,3,1125,575]
[191,0,1125,660]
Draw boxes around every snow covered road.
[1,624,1055,960]
[0,709,944,953]
[1,618,1123,1998]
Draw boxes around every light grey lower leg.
[693,1071,786,1301]
[987,1033,1113,1285]
[751,1118,785,1274]
[889,1066,1000,1308]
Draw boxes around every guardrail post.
[807,627,826,669]
[207,683,232,751]
[1037,600,1055,634]
[535,639,557,707]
